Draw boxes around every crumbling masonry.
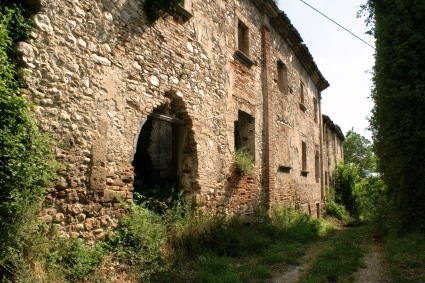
[18,0,344,239]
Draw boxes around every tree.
[362,0,425,232]
[343,129,376,178]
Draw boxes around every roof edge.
[249,0,330,91]
[322,115,345,141]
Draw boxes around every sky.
[277,0,375,140]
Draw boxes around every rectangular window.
[325,171,328,186]
[302,141,307,172]
[315,151,320,183]
[277,60,287,93]
[238,20,249,56]
[300,81,305,104]
[313,98,318,123]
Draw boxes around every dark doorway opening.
[132,103,193,209]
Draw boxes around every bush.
[105,202,169,282]
[234,149,254,174]
[270,206,329,243]
[334,162,360,218]
[325,199,351,223]
[0,3,57,279]
[43,238,105,282]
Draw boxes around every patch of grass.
[261,242,305,266]
[300,226,371,283]
[195,255,241,283]
[241,264,273,281]
[386,233,425,282]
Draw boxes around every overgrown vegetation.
[144,0,183,22]
[386,233,425,282]
[0,2,57,280]
[362,0,425,233]
[327,130,386,223]
[234,149,254,174]
[4,197,335,282]
[357,2,425,280]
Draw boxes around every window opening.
[300,81,305,104]
[315,151,320,182]
[313,98,318,123]
[238,20,249,56]
[301,141,308,175]
[234,110,255,160]
[277,60,288,93]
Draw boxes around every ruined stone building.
[18,0,343,238]
[322,115,345,192]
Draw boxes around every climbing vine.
[144,0,183,22]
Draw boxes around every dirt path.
[271,240,324,283]
[271,228,392,283]
[353,240,392,283]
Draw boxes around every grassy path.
[271,225,392,283]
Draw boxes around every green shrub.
[234,149,254,174]
[43,238,105,282]
[270,206,328,243]
[325,198,351,223]
[334,162,360,218]
[0,3,57,279]
[172,213,272,258]
[105,202,169,282]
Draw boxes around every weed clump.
[234,149,254,174]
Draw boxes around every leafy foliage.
[234,149,254,174]
[325,198,351,223]
[343,129,376,177]
[0,2,57,278]
[365,0,425,232]
[144,0,183,22]
[334,162,360,218]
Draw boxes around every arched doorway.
[132,96,196,207]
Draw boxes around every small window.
[301,141,307,175]
[315,151,320,183]
[238,20,249,56]
[313,98,318,123]
[277,60,288,93]
[300,81,305,104]
[299,81,306,111]
[325,171,328,186]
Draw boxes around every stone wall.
[19,0,337,239]
[322,115,345,193]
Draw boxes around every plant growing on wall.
[144,0,183,22]
[234,149,254,174]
